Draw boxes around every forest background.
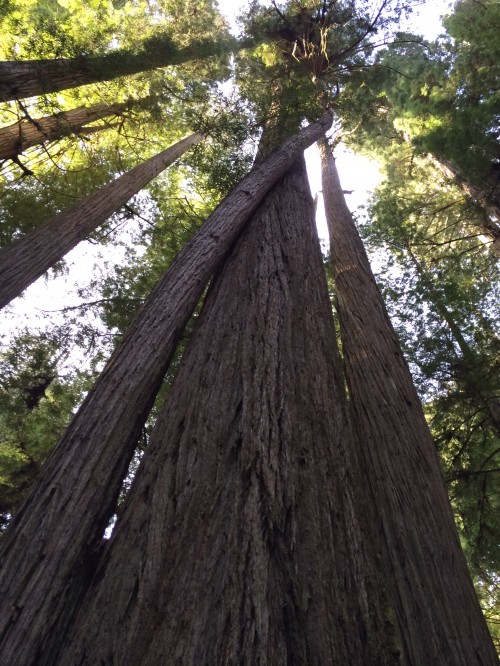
[0,0,498,660]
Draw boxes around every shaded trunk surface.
[0,113,332,666]
[59,159,370,666]
[319,139,497,665]
[0,101,128,161]
[0,37,236,102]
[0,132,202,309]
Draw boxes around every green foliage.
[0,329,95,529]
[1,0,499,647]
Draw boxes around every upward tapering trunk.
[0,99,141,161]
[57,158,371,666]
[0,112,332,666]
[0,36,241,102]
[0,132,202,309]
[319,138,497,665]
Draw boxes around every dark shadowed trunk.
[0,113,332,666]
[319,138,497,665]
[57,158,371,665]
[0,101,132,161]
[0,36,242,102]
[0,132,202,309]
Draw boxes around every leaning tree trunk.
[0,35,240,102]
[0,112,333,666]
[0,131,202,309]
[0,100,133,161]
[57,158,373,665]
[428,155,500,255]
[319,138,497,664]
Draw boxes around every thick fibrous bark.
[0,36,239,102]
[319,138,497,664]
[59,159,370,665]
[0,101,128,160]
[0,132,202,309]
[0,113,332,666]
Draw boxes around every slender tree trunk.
[0,112,333,666]
[428,155,500,255]
[0,101,131,161]
[0,35,242,102]
[57,158,372,665]
[319,138,497,664]
[0,132,202,309]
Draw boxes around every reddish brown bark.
[0,132,202,309]
[0,101,127,161]
[58,158,372,665]
[0,113,333,666]
[319,138,497,664]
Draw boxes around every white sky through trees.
[217,0,455,246]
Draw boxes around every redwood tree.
[55,157,376,665]
[0,35,241,102]
[0,100,135,162]
[319,137,497,664]
[0,113,333,665]
[0,131,202,309]
[0,0,497,662]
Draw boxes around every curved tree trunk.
[0,132,202,309]
[319,138,497,664]
[0,36,239,102]
[57,158,372,665]
[0,112,332,666]
[0,101,130,161]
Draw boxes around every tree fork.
[0,112,332,666]
[319,137,497,664]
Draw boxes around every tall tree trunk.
[319,138,497,664]
[0,100,133,161]
[0,35,242,102]
[0,132,202,309]
[57,158,373,665]
[0,112,333,666]
[428,155,500,255]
